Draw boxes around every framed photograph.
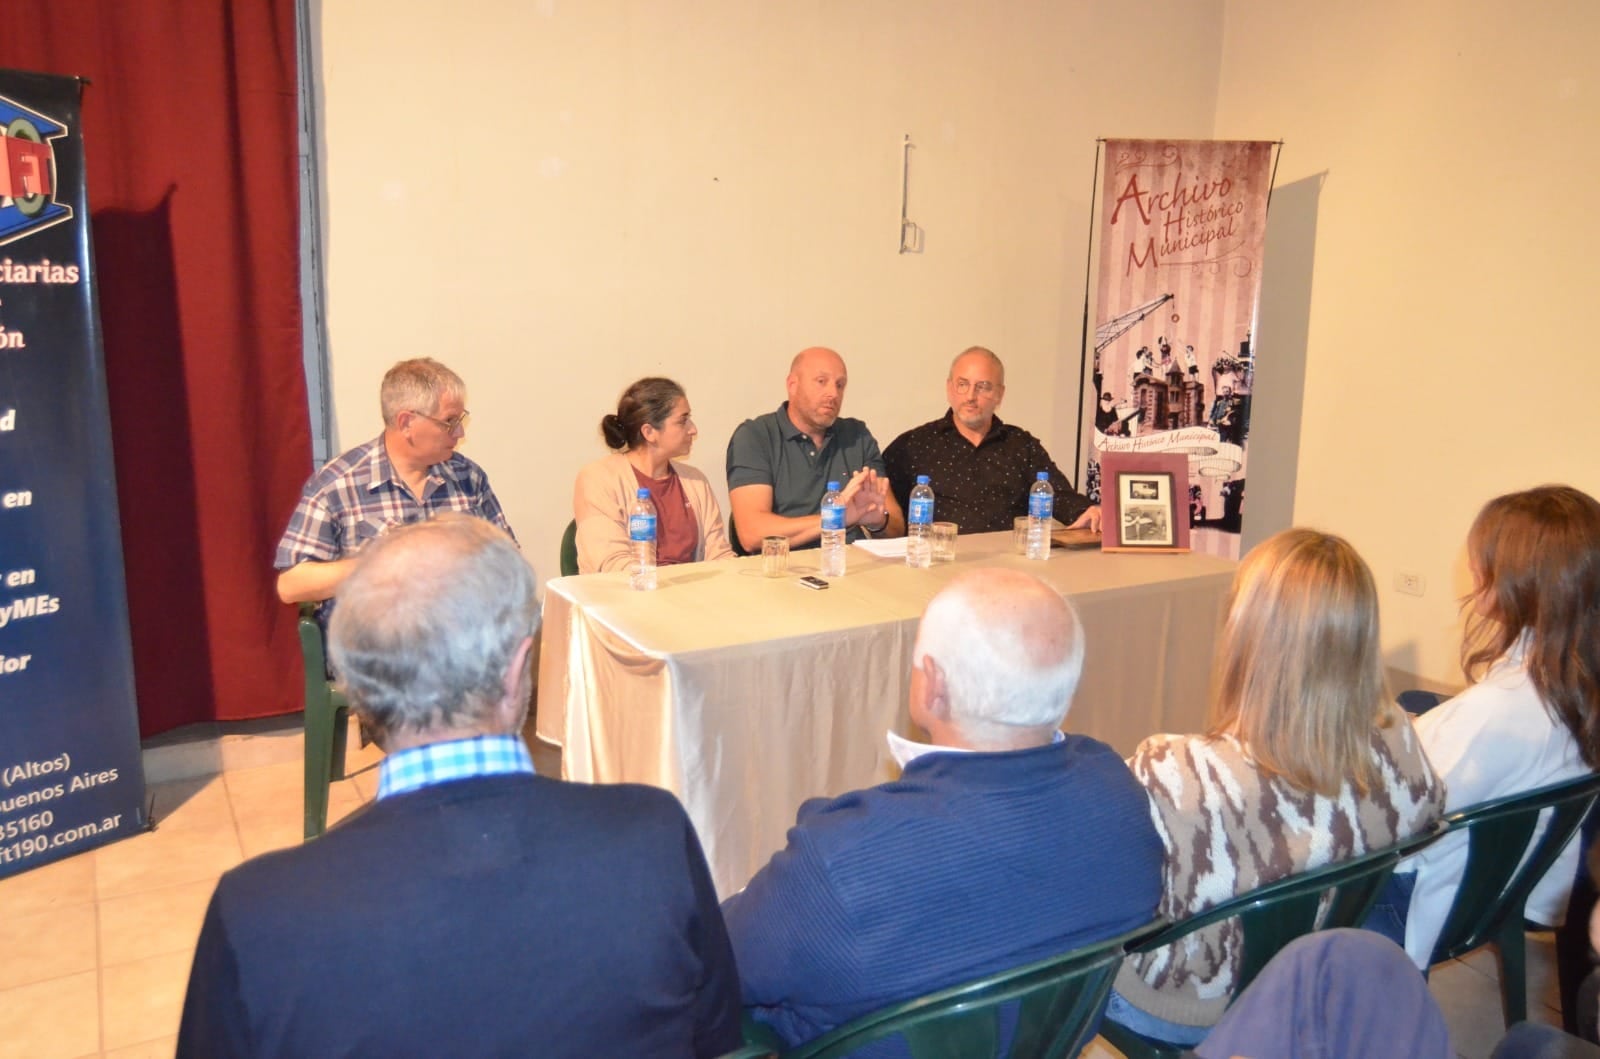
[1118,474,1174,546]
[1099,451,1191,553]
[1127,478,1162,502]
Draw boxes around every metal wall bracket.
[899,133,923,254]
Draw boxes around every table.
[535,530,1234,897]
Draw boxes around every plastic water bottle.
[820,480,847,578]
[906,475,934,569]
[1027,472,1053,561]
[629,488,657,590]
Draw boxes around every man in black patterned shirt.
[884,347,1100,534]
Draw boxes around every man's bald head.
[789,346,845,377]
[948,346,1005,386]
[912,569,1084,744]
[785,347,849,435]
[945,346,1006,435]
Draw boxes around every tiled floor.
[0,719,1578,1058]
[0,720,381,1059]
[1430,937,1569,1059]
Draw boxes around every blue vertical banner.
[0,68,148,879]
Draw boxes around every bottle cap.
[826,481,839,491]
[1036,471,1049,480]
[916,475,930,485]
[636,488,650,498]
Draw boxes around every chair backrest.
[1431,771,1600,963]
[559,519,579,577]
[772,919,1165,1059]
[297,602,329,692]
[728,512,746,556]
[1126,827,1441,1000]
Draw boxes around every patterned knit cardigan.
[1111,705,1446,1029]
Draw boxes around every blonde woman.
[1104,528,1446,1046]
[1379,485,1600,970]
[573,377,733,574]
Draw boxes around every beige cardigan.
[572,452,734,574]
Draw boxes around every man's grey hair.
[914,569,1084,735]
[380,357,466,427]
[329,515,538,743]
[948,346,1005,386]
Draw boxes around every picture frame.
[1098,451,1191,553]
[1118,473,1175,547]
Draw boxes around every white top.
[885,728,1065,768]
[1401,641,1589,967]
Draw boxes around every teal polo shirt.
[725,402,888,546]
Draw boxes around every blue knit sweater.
[722,735,1163,1052]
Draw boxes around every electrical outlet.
[1395,572,1426,597]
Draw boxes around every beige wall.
[1215,0,1600,691]
[314,0,1224,576]
[316,0,1598,692]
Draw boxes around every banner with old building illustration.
[1085,139,1275,559]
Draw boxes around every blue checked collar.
[377,734,534,800]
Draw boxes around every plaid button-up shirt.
[377,734,535,800]
[275,435,515,572]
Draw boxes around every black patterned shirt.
[883,411,1090,533]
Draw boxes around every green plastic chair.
[298,603,349,840]
[1101,827,1442,1059]
[722,919,1166,1059]
[1427,772,1600,1027]
[728,512,746,557]
[717,1020,782,1059]
[560,519,579,577]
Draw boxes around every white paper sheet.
[851,536,908,558]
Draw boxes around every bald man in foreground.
[722,569,1163,1049]
[725,346,905,553]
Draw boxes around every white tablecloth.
[535,530,1234,896]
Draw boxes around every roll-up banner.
[1085,139,1276,559]
[0,68,148,880]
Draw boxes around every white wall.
[315,0,1224,579]
[1214,0,1600,691]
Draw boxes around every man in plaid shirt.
[274,357,514,613]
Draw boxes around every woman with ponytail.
[573,377,733,574]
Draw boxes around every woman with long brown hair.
[1385,484,1600,969]
[1104,528,1445,1046]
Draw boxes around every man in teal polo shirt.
[725,346,905,553]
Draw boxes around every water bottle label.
[909,497,934,525]
[628,514,656,541]
[1028,494,1053,520]
[821,503,845,531]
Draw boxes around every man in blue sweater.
[722,568,1164,1050]
[179,516,740,1058]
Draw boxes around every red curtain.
[1,1,311,734]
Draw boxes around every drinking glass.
[762,536,789,577]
